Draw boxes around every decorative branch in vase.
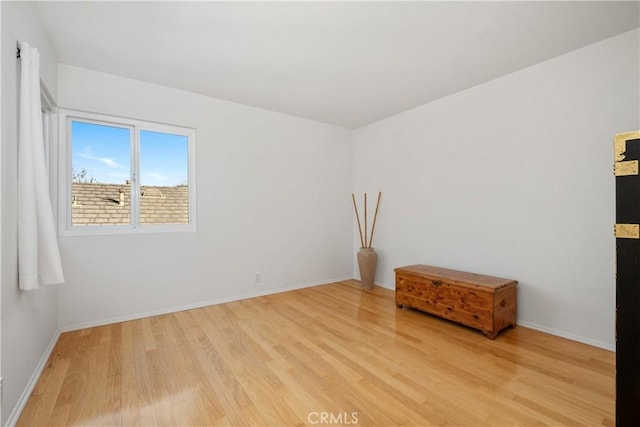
[352,191,381,290]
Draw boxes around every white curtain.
[18,41,64,290]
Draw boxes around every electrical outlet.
[255,273,262,284]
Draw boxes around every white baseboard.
[5,329,61,427]
[517,320,615,352]
[60,276,353,333]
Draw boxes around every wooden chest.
[395,265,517,339]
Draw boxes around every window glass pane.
[71,121,131,226]
[139,130,189,225]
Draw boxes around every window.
[58,109,196,235]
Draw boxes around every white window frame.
[58,109,196,236]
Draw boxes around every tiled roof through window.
[72,182,188,225]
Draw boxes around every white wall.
[1,10,635,424]
[56,64,353,329]
[353,29,640,350]
[1,2,60,425]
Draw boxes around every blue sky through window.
[71,121,188,186]
[140,130,188,186]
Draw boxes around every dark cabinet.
[614,131,640,426]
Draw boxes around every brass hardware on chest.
[615,223,640,239]
[614,131,640,162]
[614,160,639,176]
[612,132,640,239]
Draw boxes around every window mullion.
[130,126,140,228]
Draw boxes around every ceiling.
[36,1,640,129]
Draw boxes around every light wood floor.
[18,280,615,426]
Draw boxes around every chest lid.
[394,264,517,292]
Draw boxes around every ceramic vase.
[357,247,377,290]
